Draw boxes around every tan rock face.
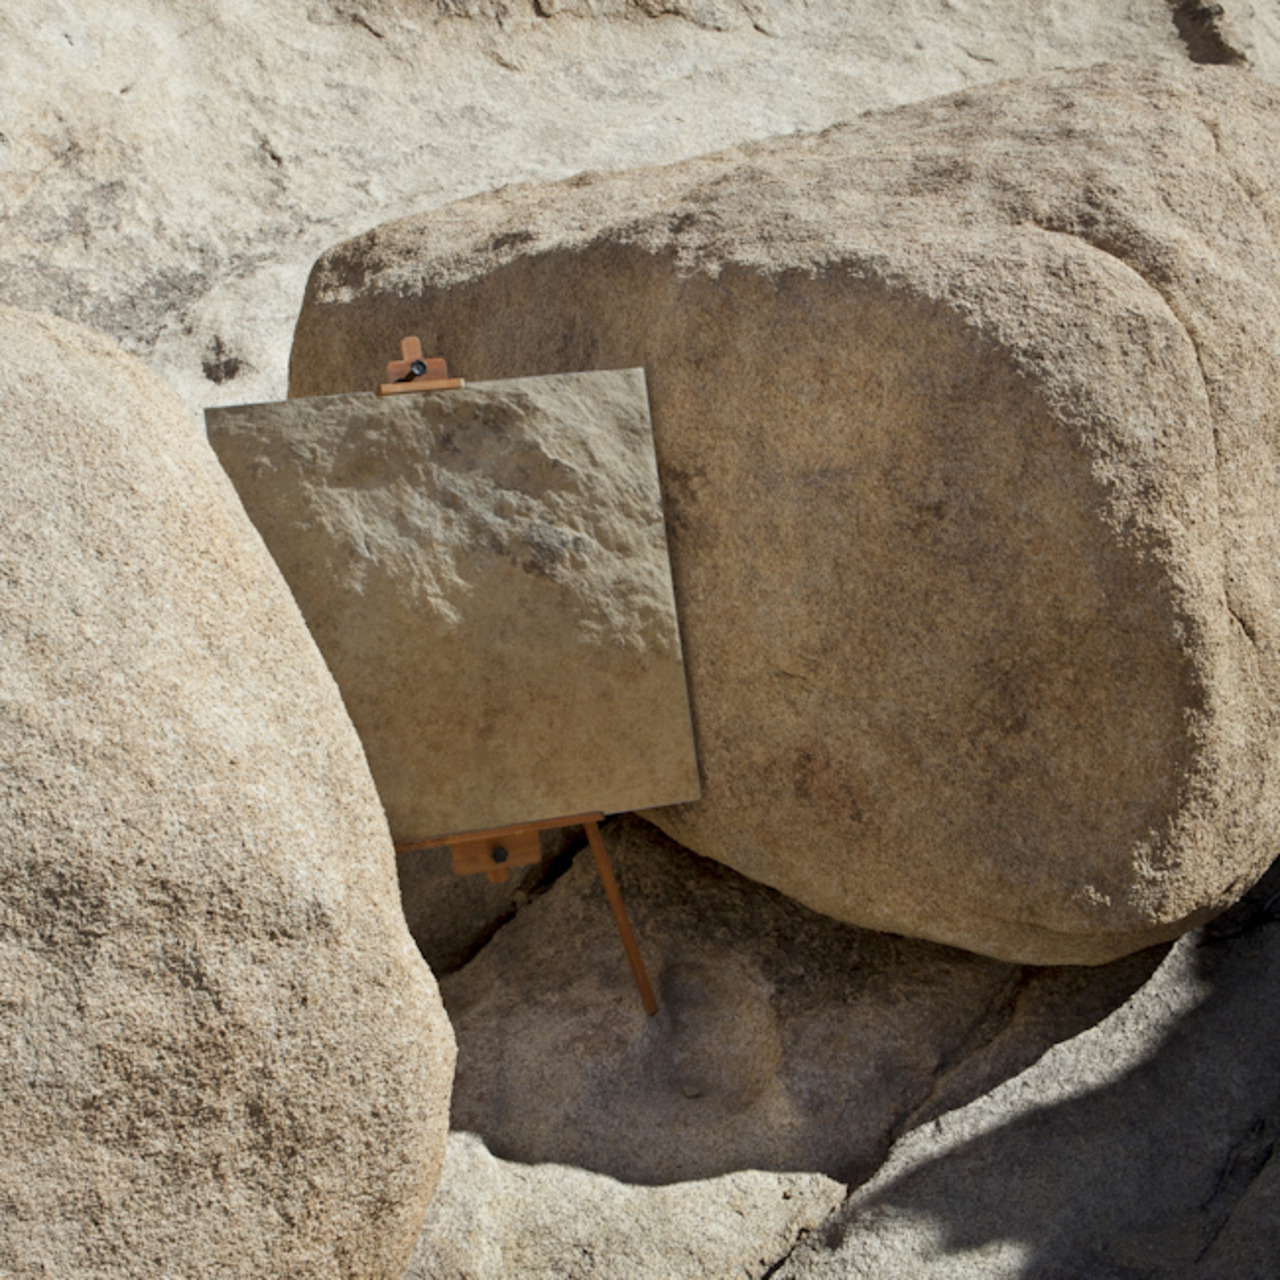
[0,308,454,1279]
[291,63,1280,964]
[6,0,1275,417]
[406,1131,846,1280]
[206,371,698,842]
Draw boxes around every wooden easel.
[395,813,657,1016]
[380,339,658,1016]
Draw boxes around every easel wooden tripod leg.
[399,811,659,1017]
[585,819,658,1016]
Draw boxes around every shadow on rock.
[775,858,1280,1279]
[397,824,584,975]
[440,815,1166,1186]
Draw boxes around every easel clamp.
[377,336,464,396]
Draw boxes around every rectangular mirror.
[206,368,699,843]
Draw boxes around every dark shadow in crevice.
[1169,0,1247,65]
[397,823,590,976]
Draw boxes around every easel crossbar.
[393,811,605,854]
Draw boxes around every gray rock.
[439,815,1164,1187]
[1195,1129,1280,1280]
[0,307,455,1279]
[289,63,1280,965]
[773,859,1280,1280]
[403,1130,845,1280]
[5,1,1271,416]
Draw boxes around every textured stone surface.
[1195,1130,1280,1280]
[206,371,697,842]
[7,1,1275,416]
[0,307,454,1279]
[772,858,1280,1280]
[419,814,1280,1278]
[291,63,1280,965]
[439,816,1165,1186]
[404,1130,845,1280]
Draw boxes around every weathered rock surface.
[291,63,1280,965]
[439,816,1165,1186]
[417,815,1280,1277]
[6,1,1278,416]
[206,371,697,843]
[404,1130,845,1280]
[772,857,1280,1280]
[0,308,454,1279]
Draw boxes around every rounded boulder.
[290,64,1280,964]
[0,307,454,1277]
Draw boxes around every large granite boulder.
[290,63,1280,965]
[0,308,454,1279]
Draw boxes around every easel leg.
[585,820,658,1016]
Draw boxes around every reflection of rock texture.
[0,308,453,1280]
[405,1131,845,1280]
[773,860,1280,1280]
[440,817,1164,1186]
[208,371,697,840]
[292,63,1280,965]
